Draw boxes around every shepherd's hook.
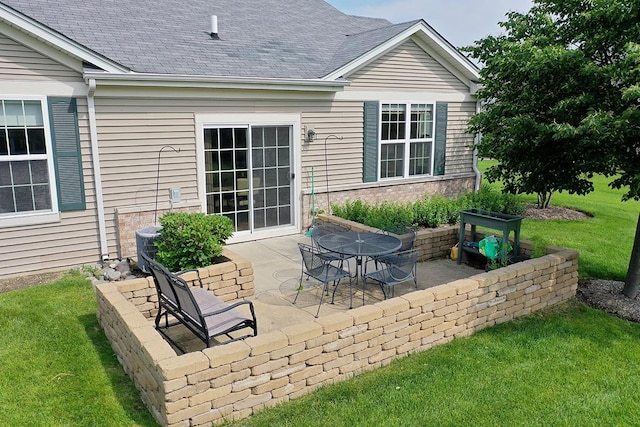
[155,145,180,224]
[324,135,343,212]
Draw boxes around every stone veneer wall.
[96,241,578,426]
[115,203,202,259]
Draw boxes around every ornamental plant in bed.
[155,212,234,271]
[331,185,523,231]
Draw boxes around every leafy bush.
[413,195,459,228]
[155,212,234,271]
[458,185,525,215]
[366,202,414,232]
[331,200,371,225]
[331,185,524,230]
[331,200,413,232]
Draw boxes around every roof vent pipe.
[210,15,219,39]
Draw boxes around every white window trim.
[0,95,60,228]
[378,101,436,181]
[194,113,302,240]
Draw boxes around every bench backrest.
[142,254,204,328]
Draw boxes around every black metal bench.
[142,254,257,352]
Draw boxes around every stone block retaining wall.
[96,239,578,426]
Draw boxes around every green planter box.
[457,209,523,265]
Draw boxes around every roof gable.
[346,39,469,92]
[324,20,479,87]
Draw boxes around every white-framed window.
[0,98,58,224]
[0,99,52,213]
[379,102,435,179]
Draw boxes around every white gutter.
[473,100,482,191]
[87,78,109,261]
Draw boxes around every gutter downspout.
[472,100,482,191]
[87,78,109,261]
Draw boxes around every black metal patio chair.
[294,242,353,317]
[309,222,355,268]
[366,226,417,273]
[363,248,419,302]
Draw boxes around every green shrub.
[458,185,525,215]
[155,212,234,271]
[331,200,370,225]
[331,185,524,230]
[366,202,414,232]
[414,195,459,228]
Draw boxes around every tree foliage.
[465,0,640,208]
[465,0,640,296]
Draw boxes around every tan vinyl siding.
[346,40,468,92]
[92,97,372,253]
[91,97,341,255]
[0,98,101,277]
[300,101,364,192]
[300,101,475,190]
[93,97,355,209]
[0,34,81,81]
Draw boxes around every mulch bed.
[577,279,640,323]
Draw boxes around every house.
[0,0,480,278]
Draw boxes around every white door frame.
[195,113,302,243]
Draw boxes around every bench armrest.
[202,300,256,319]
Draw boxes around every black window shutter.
[48,97,86,211]
[434,102,448,176]
[363,101,379,183]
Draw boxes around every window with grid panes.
[0,99,53,216]
[380,102,434,179]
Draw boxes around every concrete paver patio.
[226,233,482,333]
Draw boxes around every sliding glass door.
[204,125,292,233]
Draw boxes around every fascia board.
[324,21,480,84]
[0,4,129,73]
[84,72,349,92]
[0,20,83,73]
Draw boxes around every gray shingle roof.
[1,0,414,79]
[323,20,422,76]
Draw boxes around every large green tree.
[466,0,640,297]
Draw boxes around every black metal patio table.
[317,231,402,308]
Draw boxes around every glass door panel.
[204,127,250,232]
[204,125,292,233]
[251,126,292,230]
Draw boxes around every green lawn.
[228,302,640,427]
[479,160,640,280]
[0,274,158,426]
